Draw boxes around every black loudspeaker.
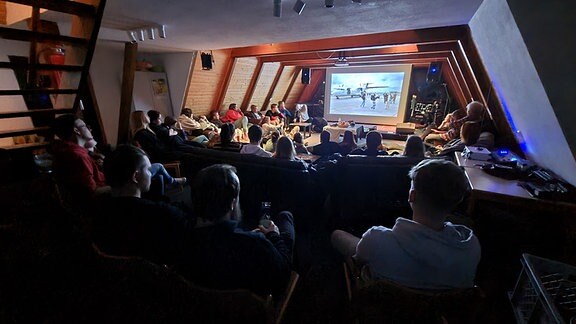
[201,53,213,70]
[426,62,442,84]
[301,68,310,84]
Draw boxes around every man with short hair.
[331,159,480,290]
[245,104,264,126]
[52,114,106,197]
[93,145,192,266]
[147,110,170,142]
[277,100,293,124]
[265,103,285,124]
[349,131,388,156]
[177,164,294,297]
[312,130,341,156]
[240,125,272,157]
[221,103,248,132]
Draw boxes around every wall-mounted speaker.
[426,62,442,84]
[201,52,213,70]
[301,68,310,84]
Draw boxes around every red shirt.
[220,109,244,123]
[52,140,106,194]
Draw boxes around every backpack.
[312,117,328,133]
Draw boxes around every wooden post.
[117,42,137,145]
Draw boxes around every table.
[455,153,576,215]
[289,122,312,138]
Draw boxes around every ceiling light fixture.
[274,0,282,17]
[138,29,145,42]
[325,0,334,8]
[127,25,166,43]
[293,0,306,15]
[127,31,137,43]
[352,0,361,3]
[158,25,166,38]
[147,27,155,40]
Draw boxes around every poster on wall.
[151,78,168,96]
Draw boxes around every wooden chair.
[267,270,300,324]
[343,260,485,324]
[90,243,273,323]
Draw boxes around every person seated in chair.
[402,135,426,158]
[220,103,248,133]
[52,114,107,201]
[312,131,341,156]
[349,131,388,156]
[176,164,294,298]
[245,104,264,126]
[240,125,272,157]
[339,130,358,156]
[423,101,486,146]
[331,159,480,290]
[207,123,243,152]
[92,145,193,266]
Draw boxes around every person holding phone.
[176,164,295,298]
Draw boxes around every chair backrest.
[90,244,273,323]
[272,270,299,324]
[343,261,484,323]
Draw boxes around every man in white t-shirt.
[331,159,480,290]
[240,125,272,158]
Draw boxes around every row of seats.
[176,146,433,230]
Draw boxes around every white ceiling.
[97,0,484,53]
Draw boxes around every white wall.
[470,0,576,185]
[138,52,195,117]
[91,43,195,144]
[90,41,124,145]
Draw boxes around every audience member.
[339,130,358,155]
[277,101,293,124]
[147,110,170,143]
[131,110,178,162]
[292,132,310,155]
[331,159,479,290]
[312,131,341,156]
[208,111,223,128]
[52,114,107,199]
[240,125,272,157]
[264,131,280,153]
[435,121,483,156]
[261,116,284,137]
[163,116,208,148]
[177,108,202,135]
[93,145,193,266]
[274,136,305,165]
[245,104,264,126]
[265,103,286,124]
[176,164,294,297]
[294,104,310,123]
[403,135,426,158]
[423,101,486,145]
[208,123,243,152]
[220,103,248,132]
[349,131,388,156]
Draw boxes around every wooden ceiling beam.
[231,25,468,57]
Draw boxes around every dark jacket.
[177,220,290,297]
[92,195,193,266]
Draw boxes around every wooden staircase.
[0,0,106,153]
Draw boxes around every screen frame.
[324,64,413,125]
